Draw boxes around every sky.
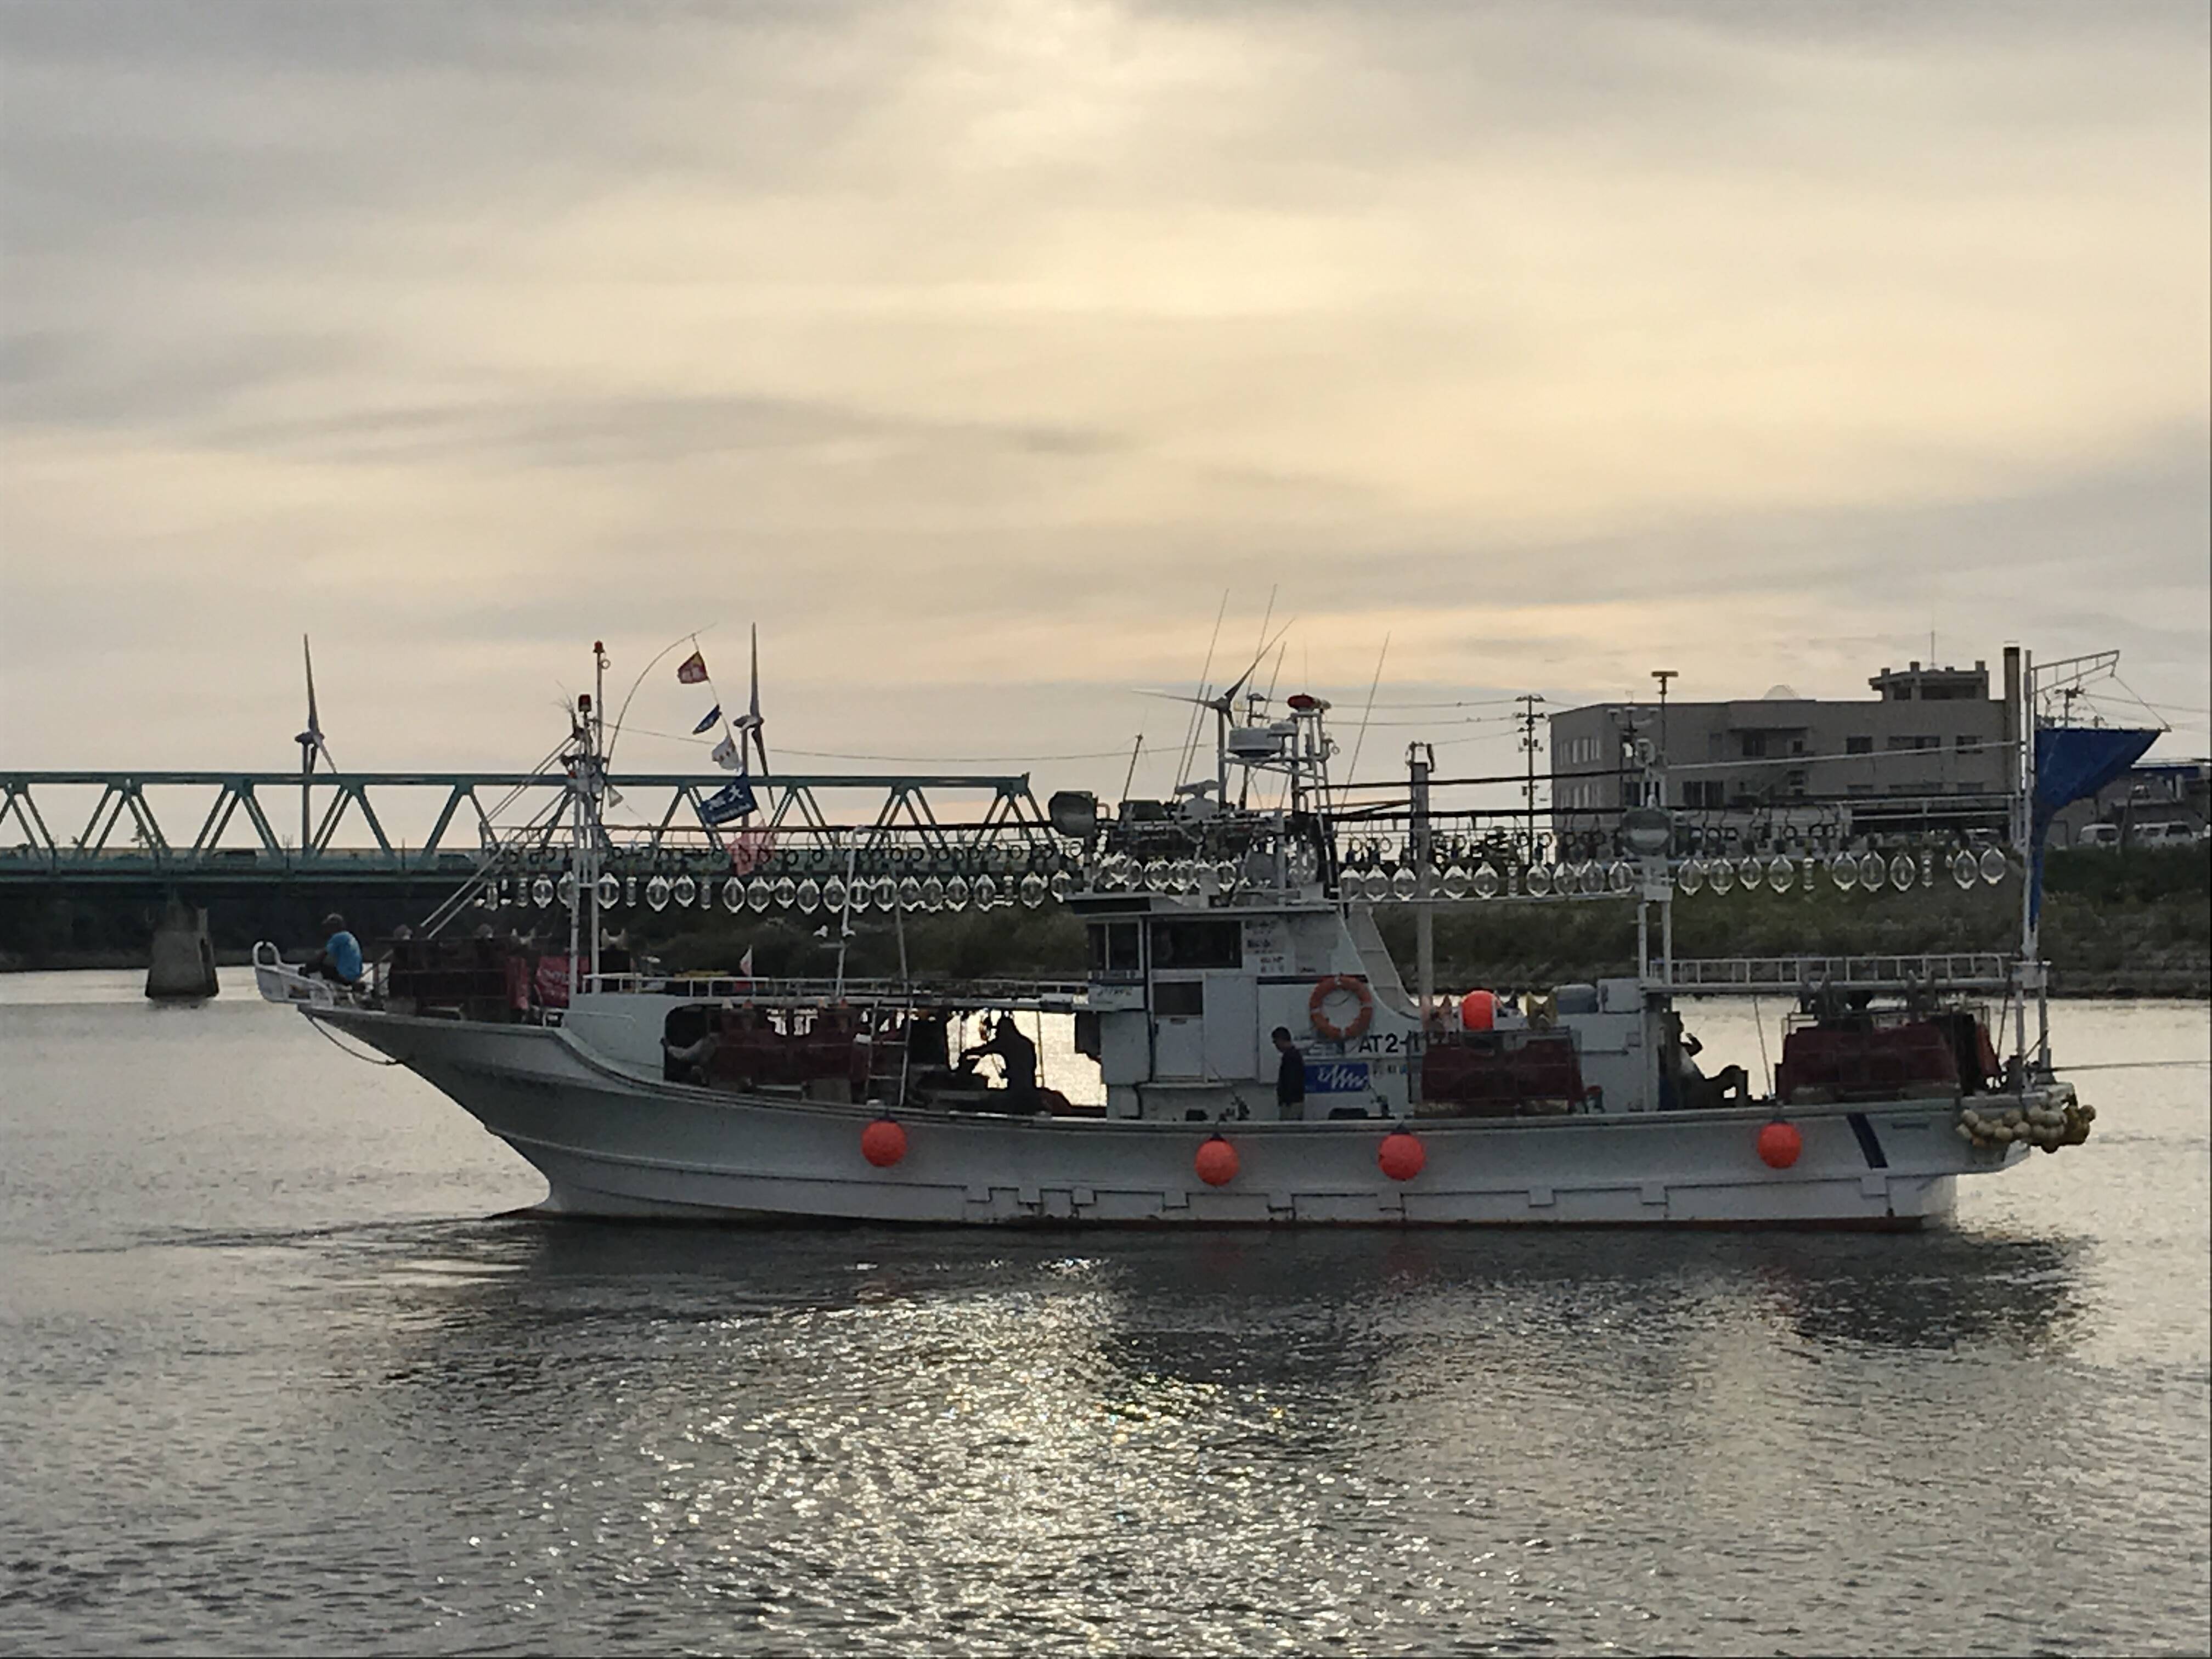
[3,0,2207,830]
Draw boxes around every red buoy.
[1194,1136,1239,1187]
[860,1118,908,1168]
[1757,1120,1803,1170]
[1378,1130,1426,1182]
[1459,989,1496,1032]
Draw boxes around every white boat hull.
[316,1007,2045,1229]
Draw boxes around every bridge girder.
[0,771,1066,884]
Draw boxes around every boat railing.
[580,972,1094,1011]
[1657,952,2017,995]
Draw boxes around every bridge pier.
[145,895,219,1001]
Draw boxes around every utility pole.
[1515,693,1546,860]
[1650,670,1678,810]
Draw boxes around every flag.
[738,946,754,977]
[726,827,775,874]
[710,734,741,771]
[698,777,757,825]
[691,704,722,734]
[676,649,709,685]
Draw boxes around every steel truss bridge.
[0,770,1065,886]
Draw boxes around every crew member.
[964,1014,1040,1114]
[1273,1026,1306,1120]
[303,912,364,986]
[1661,1014,1748,1111]
[663,1012,723,1085]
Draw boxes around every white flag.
[738,946,754,977]
[710,734,740,771]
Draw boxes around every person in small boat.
[301,912,363,986]
[963,1014,1040,1114]
[663,1012,723,1085]
[1273,1026,1306,1120]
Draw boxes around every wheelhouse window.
[1153,979,1205,1017]
[1150,918,1242,970]
[1087,921,1142,975]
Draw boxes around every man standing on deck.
[964,1014,1040,1114]
[1273,1026,1306,1120]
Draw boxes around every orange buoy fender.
[1757,1120,1802,1170]
[1378,1130,1426,1182]
[1308,975,1375,1042]
[1194,1135,1239,1187]
[1459,989,1495,1032]
[861,1118,909,1168]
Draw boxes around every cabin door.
[1203,972,1257,1081]
[1152,976,1206,1078]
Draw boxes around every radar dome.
[1763,684,1801,699]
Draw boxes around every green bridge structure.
[0,769,1068,890]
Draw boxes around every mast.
[2020,648,2051,1074]
[1408,742,1434,1106]
[590,641,608,988]
[2007,646,2032,1073]
[566,696,585,1001]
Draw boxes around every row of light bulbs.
[1679,846,2011,895]
[1333,844,2013,902]
[501,868,1073,916]
[492,844,2013,915]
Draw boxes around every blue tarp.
[2029,726,2160,923]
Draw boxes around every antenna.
[1346,633,1391,783]
[1175,593,1229,792]
[1120,734,1144,806]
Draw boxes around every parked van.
[2132,821,2202,847]
[2077,823,2121,849]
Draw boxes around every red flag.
[676,649,709,685]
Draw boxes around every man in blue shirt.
[304,912,364,985]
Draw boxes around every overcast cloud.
[3,0,2205,815]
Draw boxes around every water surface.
[3,972,2206,1655]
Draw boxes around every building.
[1549,653,2021,836]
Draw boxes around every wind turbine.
[1134,620,1293,805]
[294,634,337,851]
[730,623,770,774]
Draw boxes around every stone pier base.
[146,898,219,1001]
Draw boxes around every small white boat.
[258,647,2132,1228]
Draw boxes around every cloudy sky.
[3,0,2206,821]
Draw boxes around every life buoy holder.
[1308,975,1375,1042]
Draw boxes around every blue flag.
[698,777,757,825]
[692,704,722,735]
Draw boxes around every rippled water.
[3,970,2207,1655]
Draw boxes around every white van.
[2077,823,2120,849]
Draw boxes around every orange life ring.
[1308,974,1374,1042]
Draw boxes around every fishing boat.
[256,644,2149,1227]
